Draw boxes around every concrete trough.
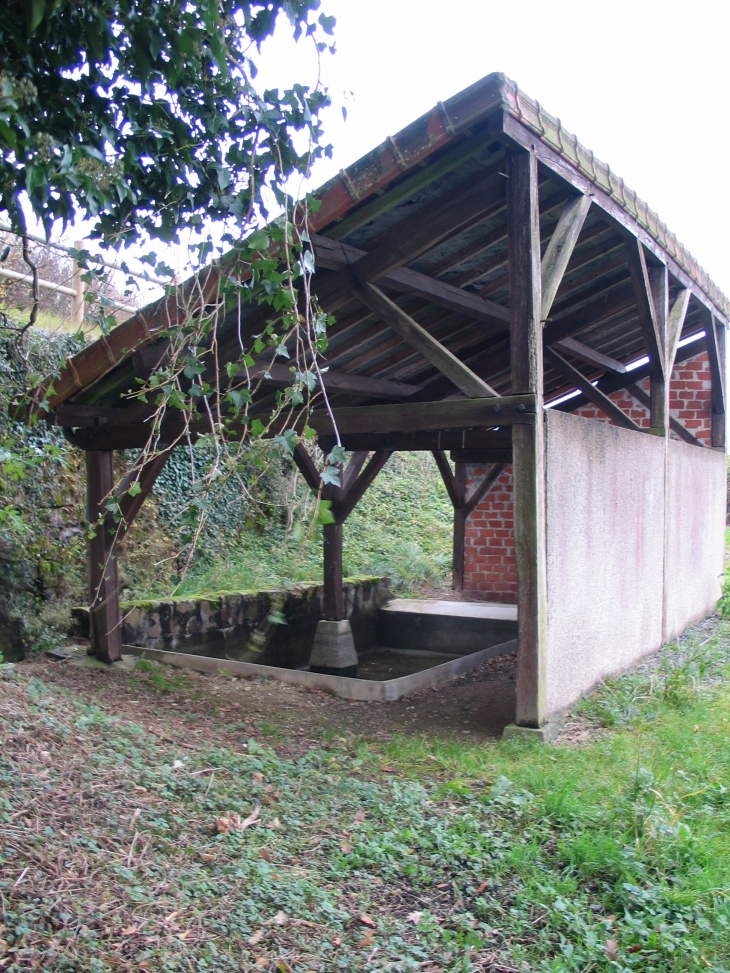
[121,637,518,702]
[378,599,518,654]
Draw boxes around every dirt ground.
[20,648,518,753]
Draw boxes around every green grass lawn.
[2,618,730,971]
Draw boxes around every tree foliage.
[0,0,334,244]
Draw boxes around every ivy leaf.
[327,445,346,466]
[315,499,335,525]
[320,465,341,487]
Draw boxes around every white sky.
[255,0,730,297]
[45,0,729,306]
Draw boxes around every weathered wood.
[320,428,512,454]
[545,346,642,431]
[355,283,499,398]
[449,448,513,464]
[432,450,463,509]
[86,450,122,663]
[315,170,506,314]
[464,463,505,519]
[553,336,627,374]
[496,110,728,326]
[114,448,172,541]
[312,234,511,326]
[248,359,423,399]
[625,243,664,393]
[452,462,466,592]
[648,262,669,431]
[703,311,726,448]
[507,147,548,729]
[666,289,691,374]
[337,450,392,522]
[292,443,323,494]
[540,194,592,320]
[541,281,636,347]
[626,383,703,447]
[323,522,344,621]
[341,451,370,494]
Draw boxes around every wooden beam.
[464,463,505,519]
[86,450,122,664]
[541,194,592,320]
[432,449,463,509]
[626,383,703,448]
[552,336,627,374]
[341,451,369,494]
[449,448,513,464]
[355,282,499,398]
[314,169,506,314]
[452,462,466,591]
[625,240,666,431]
[666,289,691,375]
[312,234,511,326]
[248,360,423,399]
[114,448,172,541]
[545,346,642,431]
[292,443,323,494]
[507,147,548,729]
[337,450,392,522]
[320,429,512,455]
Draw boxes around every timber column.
[507,147,548,727]
[86,450,122,663]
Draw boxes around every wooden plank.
[545,346,642,431]
[452,462,466,591]
[315,170,506,314]
[626,383,703,447]
[86,450,122,664]
[666,289,691,374]
[341,451,369,494]
[552,336,627,374]
[292,443,323,494]
[431,449,463,509]
[309,394,536,437]
[248,360,423,399]
[337,450,392,522]
[320,429,512,454]
[507,147,548,729]
[464,463,505,519]
[540,194,592,320]
[355,282,498,398]
[312,234,510,325]
[449,448,513,463]
[495,111,728,325]
[323,522,343,620]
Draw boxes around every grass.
[2,619,730,971]
[176,452,454,598]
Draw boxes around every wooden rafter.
[552,336,627,374]
[540,193,592,321]
[355,282,499,398]
[545,346,641,431]
[431,449,463,509]
[666,289,691,374]
[625,241,664,369]
[246,360,422,399]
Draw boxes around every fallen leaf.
[407,911,423,925]
[260,847,272,862]
[254,958,268,969]
[216,803,260,834]
[176,930,191,941]
[272,910,288,927]
[358,935,374,948]
[627,945,643,954]
[266,816,281,829]
[277,961,292,973]
[340,839,351,854]
[130,808,141,826]
[248,930,264,945]
[606,939,619,961]
[121,926,137,936]
[253,772,264,784]
[333,937,342,947]
[382,766,394,773]
[359,914,376,928]
[164,912,179,924]
[475,881,489,895]
[354,809,366,823]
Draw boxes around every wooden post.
[452,462,466,592]
[86,450,122,663]
[649,264,669,433]
[71,240,85,326]
[323,522,344,621]
[507,147,548,728]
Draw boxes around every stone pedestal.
[308,619,358,677]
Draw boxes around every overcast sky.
[254,0,730,297]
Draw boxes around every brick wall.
[459,349,711,601]
[574,349,711,445]
[463,464,516,603]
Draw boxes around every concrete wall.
[543,410,667,718]
[664,439,726,641]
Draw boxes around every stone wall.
[119,577,391,669]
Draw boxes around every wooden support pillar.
[86,450,122,663]
[323,522,344,621]
[452,462,466,592]
[649,263,669,433]
[507,147,548,728]
[704,310,726,449]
